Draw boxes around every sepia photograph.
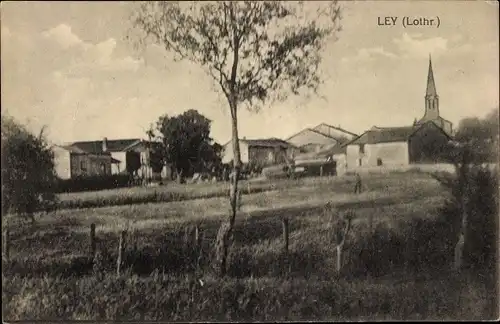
[1,0,499,321]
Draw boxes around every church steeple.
[426,54,437,96]
[424,54,439,119]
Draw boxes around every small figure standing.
[354,172,362,194]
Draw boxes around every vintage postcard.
[1,0,498,322]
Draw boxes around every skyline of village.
[1,1,498,145]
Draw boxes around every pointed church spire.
[426,54,437,96]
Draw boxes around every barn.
[345,121,452,170]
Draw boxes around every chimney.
[102,137,108,152]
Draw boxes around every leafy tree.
[130,1,342,276]
[1,115,57,222]
[148,142,167,174]
[148,109,221,182]
[454,107,499,162]
[431,109,499,272]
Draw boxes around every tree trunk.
[454,161,469,271]
[454,232,465,271]
[215,99,241,277]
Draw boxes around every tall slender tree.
[129,1,342,276]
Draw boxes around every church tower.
[414,54,453,136]
[423,54,439,120]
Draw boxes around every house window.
[358,158,362,167]
[359,144,365,154]
[377,158,383,166]
[80,160,87,171]
[100,162,107,174]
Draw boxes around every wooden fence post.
[195,224,203,271]
[3,229,10,262]
[282,218,289,253]
[237,189,242,211]
[90,223,96,257]
[194,225,200,247]
[117,230,126,277]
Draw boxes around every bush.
[55,174,133,193]
[433,165,499,272]
[1,116,57,217]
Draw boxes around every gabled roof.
[68,138,142,154]
[286,127,338,142]
[346,121,450,146]
[313,123,358,138]
[347,126,415,145]
[224,138,296,148]
[243,138,295,148]
[55,145,87,154]
[54,144,110,155]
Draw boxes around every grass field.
[2,171,497,321]
[54,171,427,210]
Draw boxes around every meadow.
[2,171,497,321]
[54,170,430,210]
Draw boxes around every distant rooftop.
[225,137,295,148]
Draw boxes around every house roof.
[54,144,111,155]
[286,127,339,142]
[346,121,450,146]
[348,126,417,145]
[224,138,295,148]
[243,138,295,148]
[68,138,142,154]
[313,123,359,138]
[56,145,87,154]
[416,115,452,127]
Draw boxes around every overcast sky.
[1,1,498,144]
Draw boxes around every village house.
[52,145,115,180]
[54,138,169,180]
[222,138,296,167]
[286,123,357,154]
[286,123,357,175]
[345,121,451,170]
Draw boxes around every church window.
[358,158,362,166]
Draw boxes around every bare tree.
[129,1,342,276]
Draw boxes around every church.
[344,56,453,170]
[413,55,453,136]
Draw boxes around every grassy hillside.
[2,171,496,321]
